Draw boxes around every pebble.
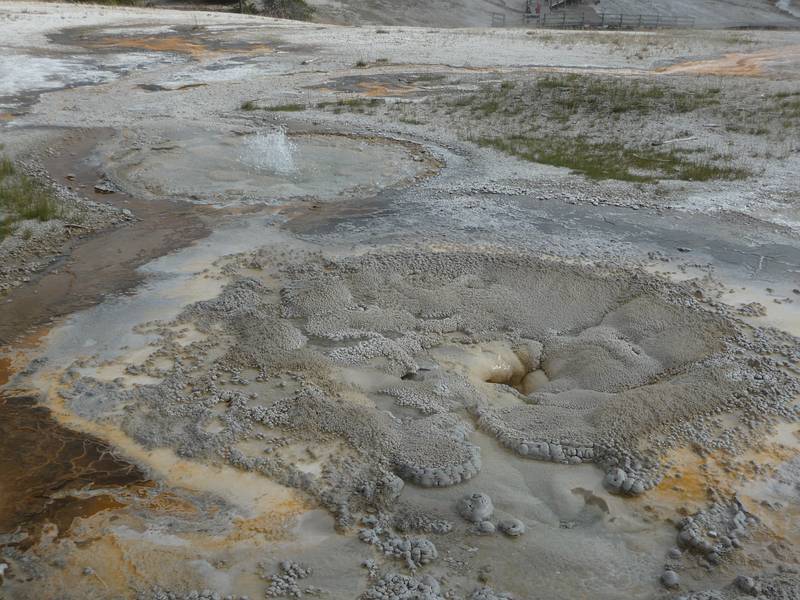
[457,493,494,523]
[476,520,496,535]
[497,518,525,537]
[661,569,680,589]
[734,575,757,594]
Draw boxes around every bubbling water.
[239,128,297,175]
[112,128,434,205]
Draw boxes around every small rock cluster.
[360,573,444,600]
[674,567,800,599]
[358,518,438,569]
[469,587,514,600]
[659,500,759,591]
[456,493,525,538]
[263,561,317,598]
[676,500,753,566]
[603,467,646,496]
[139,589,248,600]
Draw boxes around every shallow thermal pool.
[106,128,433,206]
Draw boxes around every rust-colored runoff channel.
[0,343,149,550]
[0,394,150,550]
[0,126,211,550]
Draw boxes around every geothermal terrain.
[1,2,800,599]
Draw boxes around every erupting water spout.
[239,128,297,175]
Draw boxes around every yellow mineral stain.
[1,324,52,387]
[357,82,417,97]
[85,35,272,59]
[228,497,312,543]
[42,373,301,517]
[651,448,713,508]
[657,45,800,76]
[89,35,212,57]
[646,425,800,551]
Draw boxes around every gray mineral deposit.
[0,2,799,600]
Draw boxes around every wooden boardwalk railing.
[521,6,695,29]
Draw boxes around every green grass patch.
[317,97,384,111]
[451,75,721,118]
[265,103,306,112]
[0,158,60,239]
[477,136,748,183]
[0,157,14,179]
[260,0,314,20]
[720,33,756,45]
[472,99,502,116]
[450,96,474,108]
[71,0,140,5]
[241,101,307,112]
[414,73,448,83]
[530,74,719,114]
[776,96,800,118]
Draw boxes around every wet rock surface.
[71,249,795,503]
[35,247,797,597]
